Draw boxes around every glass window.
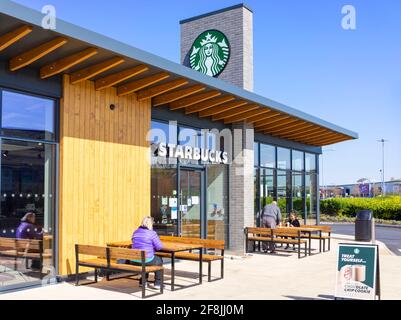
[305,174,318,225]
[277,147,291,170]
[151,167,178,236]
[0,138,56,291]
[277,170,291,217]
[150,120,177,166]
[207,165,228,241]
[254,142,259,167]
[305,153,317,172]
[292,150,304,171]
[260,144,275,168]
[1,91,55,141]
[292,172,304,222]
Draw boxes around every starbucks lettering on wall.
[190,30,230,77]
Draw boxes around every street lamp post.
[377,139,388,196]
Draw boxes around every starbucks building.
[0,2,357,290]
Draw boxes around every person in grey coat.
[260,201,282,253]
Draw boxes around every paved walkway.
[1,235,401,300]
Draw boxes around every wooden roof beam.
[41,48,98,79]
[212,104,259,121]
[10,37,68,71]
[254,116,291,130]
[268,121,309,134]
[303,135,348,146]
[224,108,270,124]
[117,72,170,96]
[281,127,327,140]
[0,25,33,52]
[260,118,301,132]
[153,85,205,106]
[244,111,281,124]
[277,126,323,139]
[301,133,344,144]
[185,96,235,115]
[136,79,189,101]
[169,91,221,110]
[95,65,149,90]
[198,101,248,118]
[70,57,125,84]
[296,130,336,141]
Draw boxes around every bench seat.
[156,251,223,262]
[249,236,307,244]
[109,262,163,273]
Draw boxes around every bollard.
[371,218,376,244]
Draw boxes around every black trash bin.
[355,210,373,241]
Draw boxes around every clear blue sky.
[15,0,401,185]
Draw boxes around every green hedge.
[320,196,401,220]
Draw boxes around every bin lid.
[356,210,373,220]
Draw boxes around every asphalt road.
[324,223,401,256]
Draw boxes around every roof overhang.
[0,0,358,147]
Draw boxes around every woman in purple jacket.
[16,212,43,240]
[131,216,164,289]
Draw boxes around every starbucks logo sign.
[190,30,230,77]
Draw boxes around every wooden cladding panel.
[59,75,150,275]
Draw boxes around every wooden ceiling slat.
[169,90,221,110]
[185,96,235,115]
[0,25,33,52]
[254,115,291,130]
[260,118,300,132]
[95,65,149,90]
[281,127,328,140]
[10,37,68,71]
[70,57,125,84]
[153,85,205,107]
[277,125,322,139]
[245,111,281,124]
[268,120,308,134]
[297,130,336,141]
[198,101,248,118]
[136,79,189,101]
[117,72,170,96]
[212,104,259,121]
[223,108,270,124]
[40,48,98,79]
[304,136,346,146]
[302,133,344,144]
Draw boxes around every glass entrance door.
[179,169,202,238]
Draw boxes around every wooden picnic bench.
[157,236,225,282]
[245,227,308,258]
[75,244,164,298]
[0,237,51,274]
[299,225,332,252]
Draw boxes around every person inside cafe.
[16,212,43,240]
[130,216,164,289]
[16,212,44,270]
[260,201,282,254]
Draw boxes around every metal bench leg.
[160,269,164,294]
[323,239,326,252]
[298,243,301,259]
[319,238,322,253]
[328,238,331,251]
[208,261,212,282]
[94,268,98,283]
[75,264,79,286]
[305,242,308,257]
[221,258,224,279]
[141,271,146,299]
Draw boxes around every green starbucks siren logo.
[190,30,230,77]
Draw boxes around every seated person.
[130,216,164,289]
[16,212,43,270]
[16,212,43,240]
[285,210,300,250]
[287,210,300,228]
